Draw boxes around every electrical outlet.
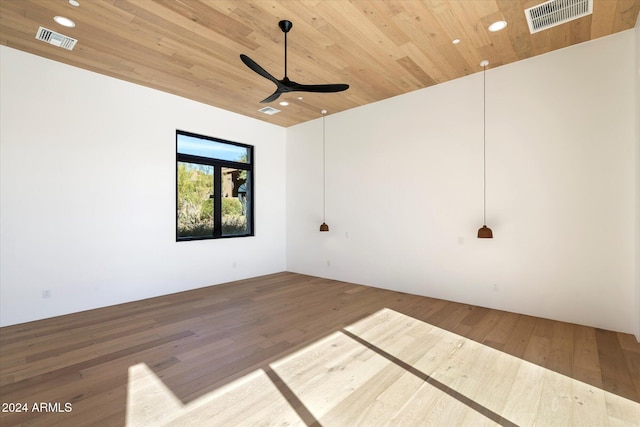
[42,290,51,299]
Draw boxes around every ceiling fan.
[240,20,349,103]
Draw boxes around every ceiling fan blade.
[290,83,350,93]
[240,54,279,85]
[260,90,283,103]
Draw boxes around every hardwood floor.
[1,272,638,426]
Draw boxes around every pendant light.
[319,109,329,232]
[478,60,493,239]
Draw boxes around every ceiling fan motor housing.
[279,20,292,33]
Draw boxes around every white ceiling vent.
[35,26,77,50]
[259,106,281,115]
[525,0,592,34]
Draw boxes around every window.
[176,130,253,240]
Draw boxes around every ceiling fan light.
[477,225,493,239]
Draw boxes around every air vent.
[35,26,77,50]
[259,106,281,115]
[525,0,592,34]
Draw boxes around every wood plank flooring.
[1,272,638,426]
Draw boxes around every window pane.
[177,134,249,163]
[221,167,250,236]
[177,161,214,238]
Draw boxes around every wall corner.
[634,12,640,342]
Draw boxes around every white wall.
[635,15,640,341]
[0,46,286,327]
[287,30,637,334]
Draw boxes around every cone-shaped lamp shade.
[320,222,329,232]
[477,225,493,238]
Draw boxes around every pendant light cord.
[322,111,326,223]
[482,64,487,225]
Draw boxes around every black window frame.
[176,130,254,241]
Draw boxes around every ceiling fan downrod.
[279,20,292,79]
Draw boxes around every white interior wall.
[0,46,287,327]
[635,15,640,341]
[286,30,637,334]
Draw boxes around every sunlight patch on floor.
[126,364,303,426]
[126,308,639,426]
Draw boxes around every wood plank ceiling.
[1,0,639,127]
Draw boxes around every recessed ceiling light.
[452,39,460,44]
[69,0,80,6]
[53,16,75,28]
[279,101,289,106]
[488,21,507,32]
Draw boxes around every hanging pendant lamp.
[478,60,493,239]
[319,109,329,232]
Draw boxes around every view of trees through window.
[176,131,253,240]
[177,162,214,238]
[221,166,249,235]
